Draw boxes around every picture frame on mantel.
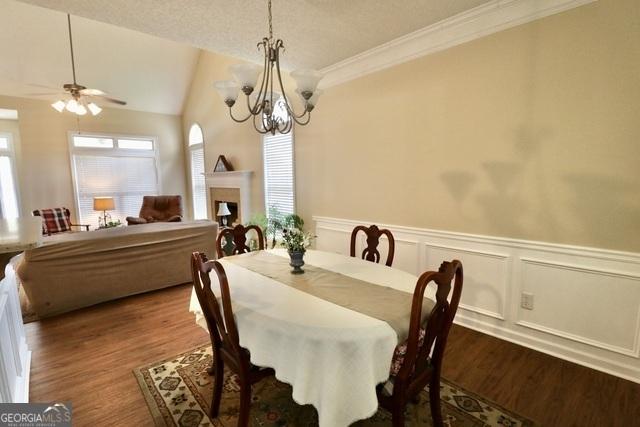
[214,155,233,172]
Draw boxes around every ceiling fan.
[40,14,127,116]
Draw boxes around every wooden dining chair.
[191,252,275,426]
[377,259,463,427]
[350,224,395,267]
[216,224,265,259]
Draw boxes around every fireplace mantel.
[204,171,253,224]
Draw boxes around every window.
[0,133,19,219]
[70,133,159,226]
[188,124,207,220]
[263,130,295,220]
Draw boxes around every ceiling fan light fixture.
[65,99,78,113]
[51,100,66,112]
[75,104,87,115]
[87,102,102,116]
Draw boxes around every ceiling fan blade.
[24,92,62,96]
[26,82,62,91]
[95,95,127,106]
[80,88,105,96]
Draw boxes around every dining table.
[189,248,436,427]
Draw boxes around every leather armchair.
[126,195,183,225]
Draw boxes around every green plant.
[246,207,305,249]
[281,227,313,252]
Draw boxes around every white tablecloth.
[189,249,434,426]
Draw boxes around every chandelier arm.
[228,107,253,123]
[249,40,270,114]
[252,114,270,134]
[290,110,311,126]
[273,46,307,119]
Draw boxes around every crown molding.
[320,0,597,88]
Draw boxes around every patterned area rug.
[134,344,535,427]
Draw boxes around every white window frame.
[67,131,161,224]
[188,123,206,220]
[262,129,296,221]
[0,131,21,218]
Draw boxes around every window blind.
[263,132,295,219]
[190,147,207,219]
[73,154,158,226]
[0,155,19,219]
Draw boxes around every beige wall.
[183,0,639,252]
[182,52,267,220]
[0,95,187,221]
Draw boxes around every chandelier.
[214,0,323,135]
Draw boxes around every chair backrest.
[350,224,395,267]
[216,224,265,259]
[395,260,463,394]
[32,207,72,235]
[139,195,182,221]
[191,252,245,361]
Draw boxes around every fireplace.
[204,170,253,226]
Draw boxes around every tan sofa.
[17,220,217,317]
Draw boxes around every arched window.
[188,124,207,219]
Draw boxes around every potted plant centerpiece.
[280,216,312,274]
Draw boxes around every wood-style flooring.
[25,284,640,427]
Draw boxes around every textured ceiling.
[15,0,490,70]
[0,0,200,114]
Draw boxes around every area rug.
[134,344,535,427]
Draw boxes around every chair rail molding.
[312,215,640,384]
[320,0,598,88]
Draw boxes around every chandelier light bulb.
[214,81,240,106]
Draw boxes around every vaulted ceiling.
[0,0,200,115]
[15,0,490,70]
[2,0,492,114]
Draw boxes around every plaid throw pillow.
[34,208,72,235]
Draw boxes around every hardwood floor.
[25,284,640,427]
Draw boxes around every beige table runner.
[225,251,433,341]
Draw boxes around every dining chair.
[216,224,265,258]
[377,259,463,427]
[350,224,395,267]
[191,252,275,426]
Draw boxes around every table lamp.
[93,197,115,228]
[216,202,231,226]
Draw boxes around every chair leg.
[429,375,444,427]
[237,382,252,427]
[210,360,224,418]
[391,405,405,427]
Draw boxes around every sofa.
[16,220,217,317]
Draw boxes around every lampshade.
[214,80,240,102]
[65,99,79,113]
[75,104,87,116]
[290,69,323,94]
[230,63,262,89]
[93,197,115,211]
[216,202,231,217]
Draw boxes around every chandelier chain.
[268,0,273,40]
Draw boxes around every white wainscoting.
[0,263,31,403]
[313,216,640,383]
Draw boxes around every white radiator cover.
[313,216,640,383]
